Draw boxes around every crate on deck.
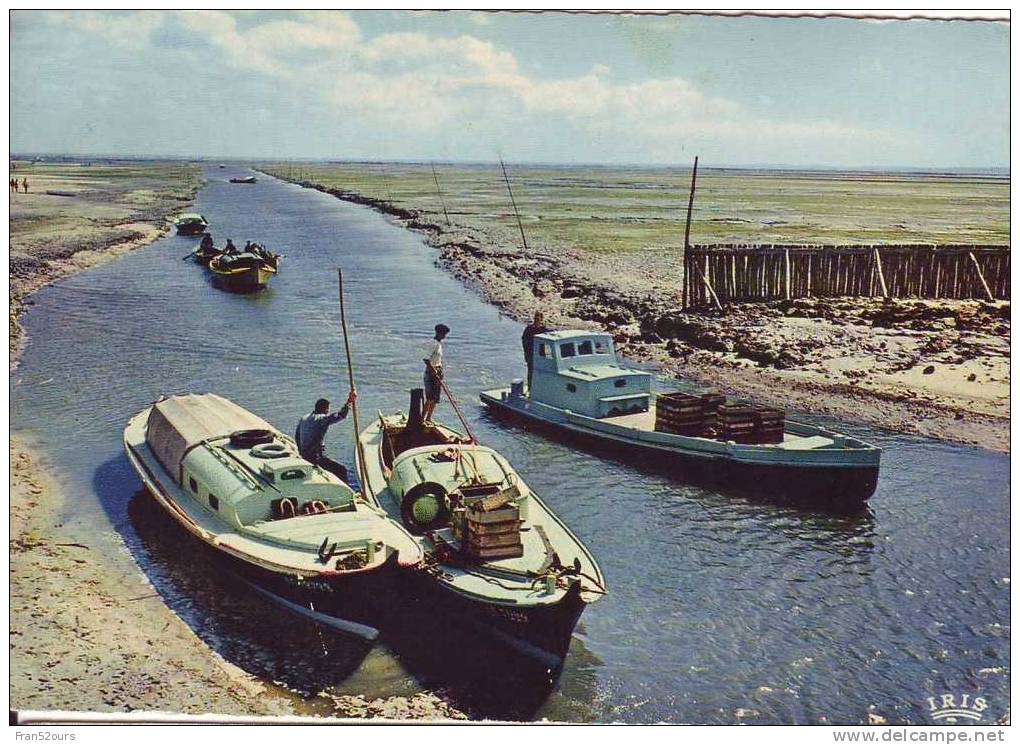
[655,391,708,435]
[454,484,524,561]
[751,407,785,444]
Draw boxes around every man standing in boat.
[521,311,548,391]
[423,323,450,424]
[295,390,358,482]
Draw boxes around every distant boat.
[481,329,881,512]
[174,213,208,236]
[218,163,226,169]
[230,176,257,184]
[123,393,424,637]
[207,247,281,292]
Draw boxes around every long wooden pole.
[683,155,699,250]
[426,361,478,444]
[337,269,373,500]
[499,157,530,253]
[431,163,451,226]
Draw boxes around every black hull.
[483,400,877,513]
[402,569,588,671]
[141,488,401,634]
[177,225,207,237]
[210,272,269,294]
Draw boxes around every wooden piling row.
[682,244,1010,308]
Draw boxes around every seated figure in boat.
[295,391,358,483]
[200,234,214,252]
[223,238,238,255]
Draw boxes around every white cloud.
[47,9,893,158]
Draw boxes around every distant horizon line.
[9,152,1010,175]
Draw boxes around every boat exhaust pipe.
[408,388,425,430]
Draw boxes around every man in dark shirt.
[521,311,548,390]
[295,391,357,482]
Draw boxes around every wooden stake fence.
[683,244,1010,308]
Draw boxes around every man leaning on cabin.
[423,323,450,424]
[521,311,548,390]
[295,391,357,482]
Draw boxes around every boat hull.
[176,223,207,236]
[400,567,587,670]
[209,265,276,293]
[481,390,879,512]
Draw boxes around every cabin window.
[560,342,576,358]
[538,343,550,358]
[614,379,627,388]
[208,494,219,511]
[578,341,593,355]
[189,477,198,493]
[280,469,305,481]
[594,341,609,354]
[566,383,577,392]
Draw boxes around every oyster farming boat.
[357,391,606,669]
[124,393,424,637]
[174,213,209,236]
[481,330,881,511]
[207,248,281,292]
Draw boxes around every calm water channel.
[10,167,1010,723]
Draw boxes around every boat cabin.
[145,394,355,529]
[529,330,651,418]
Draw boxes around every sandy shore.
[9,162,465,721]
[268,172,1009,453]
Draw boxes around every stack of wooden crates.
[452,485,524,562]
[654,391,724,437]
[655,392,784,444]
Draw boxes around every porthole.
[614,379,627,388]
[566,383,577,392]
[209,494,219,511]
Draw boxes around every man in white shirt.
[422,323,450,424]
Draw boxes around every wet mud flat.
[262,163,1009,452]
[9,160,201,364]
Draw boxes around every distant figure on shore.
[223,238,237,255]
[521,311,549,390]
[422,323,450,424]
[10,178,17,193]
[21,178,28,194]
[295,391,358,483]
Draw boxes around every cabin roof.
[560,364,649,380]
[146,393,273,478]
[534,329,612,343]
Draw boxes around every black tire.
[229,429,274,448]
[400,483,450,534]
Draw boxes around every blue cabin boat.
[481,329,881,512]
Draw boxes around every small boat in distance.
[357,390,606,669]
[230,176,257,184]
[481,329,881,512]
[174,213,209,236]
[208,246,281,292]
[123,393,424,637]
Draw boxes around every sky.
[8,10,1010,168]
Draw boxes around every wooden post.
[431,163,451,226]
[499,157,529,253]
[692,252,723,311]
[784,247,792,300]
[873,248,889,298]
[969,251,995,301]
[684,156,699,250]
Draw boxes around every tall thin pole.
[683,155,699,250]
[338,269,373,501]
[431,163,451,226]
[499,156,529,253]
